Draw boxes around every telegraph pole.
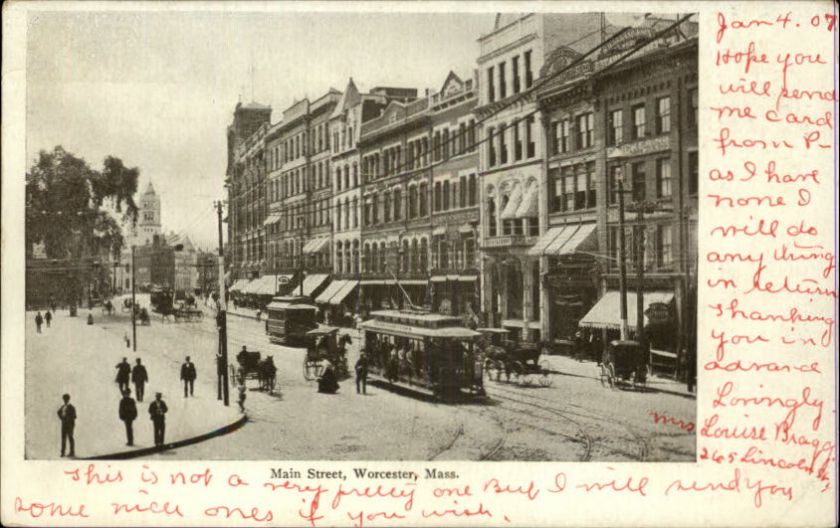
[131,245,137,351]
[616,168,630,341]
[215,200,230,406]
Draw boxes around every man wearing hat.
[56,393,76,457]
[118,388,138,446]
[148,392,168,447]
[180,356,197,398]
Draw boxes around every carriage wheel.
[538,360,552,387]
[599,362,616,389]
[509,361,525,384]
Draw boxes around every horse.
[258,357,277,393]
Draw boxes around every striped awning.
[500,185,523,220]
[301,274,329,296]
[527,224,596,257]
[230,279,252,292]
[315,280,347,304]
[263,213,282,226]
[329,280,358,305]
[515,185,538,218]
[303,237,330,254]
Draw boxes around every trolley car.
[358,309,485,400]
[265,296,318,346]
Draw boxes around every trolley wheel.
[538,360,552,387]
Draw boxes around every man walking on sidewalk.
[118,389,137,446]
[57,394,76,457]
[115,357,131,393]
[180,356,196,397]
[35,312,43,333]
[132,358,148,402]
[148,392,168,447]
[45,309,52,328]
[355,352,368,395]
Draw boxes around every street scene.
[24,11,698,461]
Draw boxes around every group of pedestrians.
[34,310,53,333]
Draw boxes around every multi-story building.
[475,13,604,342]
[225,102,272,284]
[116,181,163,292]
[166,232,198,294]
[318,81,411,319]
[534,16,698,374]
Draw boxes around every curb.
[84,414,248,460]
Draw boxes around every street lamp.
[614,164,630,341]
[469,219,482,326]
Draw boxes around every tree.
[25,146,140,305]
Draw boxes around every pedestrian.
[35,312,43,333]
[118,389,137,446]
[180,356,196,397]
[87,313,94,325]
[50,297,57,314]
[355,352,368,395]
[115,357,131,393]
[56,394,76,457]
[45,310,53,328]
[237,383,247,413]
[132,358,148,402]
[148,392,168,447]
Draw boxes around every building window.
[487,198,497,236]
[487,127,496,166]
[442,129,450,160]
[524,50,533,88]
[512,56,520,94]
[632,104,646,140]
[498,61,506,99]
[656,97,671,134]
[514,121,522,161]
[656,158,672,198]
[657,224,673,267]
[608,165,621,205]
[577,113,594,149]
[487,66,495,103]
[384,192,391,222]
[467,120,476,151]
[688,151,698,195]
[555,119,570,154]
[434,182,442,212]
[393,188,402,220]
[458,123,467,155]
[499,124,508,164]
[468,174,477,206]
[688,88,698,128]
[609,109,623,146]
[632,161,646,202]
[443,180,450,210]
[526,116,535,158]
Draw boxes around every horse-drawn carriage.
[478,328,551,386]
[302,326,351,381]
[232,347,277,393]
[599,340,647,390]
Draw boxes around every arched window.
[468,174,477,206]
[335,201,342,231]
[353,163,359,187]
[371,243,379,273]
[352,197,358,227]
[419,182,428,216]
[411,239,419,272]
[344,197,350,229]
[419,238,428,272]
[487,198,497,236]
[393,187,402,220]
[363,243,371,272]
[443,180,451,210]
[408,185,418,218]
[344,245,351,276]
[434,182,442,212]
[336,168,342,191]
[384,192,391,222]
[402,239,410,272]
[336,241,344,273]
[379,242,387,273]
[344,166,350,190]
[352,240,360,274]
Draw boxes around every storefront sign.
[645,302,671,324]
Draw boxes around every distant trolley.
[358,309,485,400]
[265,296,319,346]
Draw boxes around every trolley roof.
[360,310,481,339]
[368,309,465,329]
[267,301,318,311]
[306,326,340,336]
[476,327,511,334]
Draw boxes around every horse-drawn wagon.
[232,347,277,393]
[478,328,551,386]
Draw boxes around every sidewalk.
[24,309,242,459]
[543,354,696,398]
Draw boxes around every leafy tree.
[25,146,140,304]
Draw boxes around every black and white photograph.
[23,8,699,462]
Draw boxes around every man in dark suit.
[57,393,76,457]
[180,356,197,397]
[148,392,168,447]
[118,389,138,446]
[131,358,148,402]
[115,357,131,393]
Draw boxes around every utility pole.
[616,166,630,341]
[215,200,230,406]
[131,245,137,351]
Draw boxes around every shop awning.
[578,291,675,330]
[500,185,523,220]
[230,279,252,293]
[242,275,274,295]
[263,214,282,226]
[303,237,330,254]
[528,223,596,257]
[301,274,329,296]
[432,226,446,236]
[315,280,346,304]
[329,280,358,306]
[515,185,538,218]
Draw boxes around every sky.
[26,7,645,249]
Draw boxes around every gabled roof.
[439,71,464,97]
[330,78,361,118]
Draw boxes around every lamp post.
[131,245,137,351]
[469,219,482,326]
